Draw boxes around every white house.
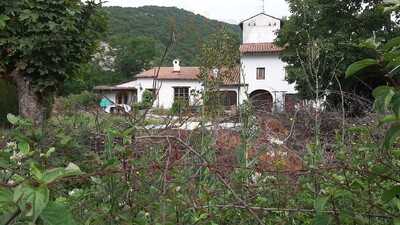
[238,13,296,111]
[94,12,296,112]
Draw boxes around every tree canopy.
[0,0,106,124]
[114,36,158,78]
[276,0,400,108]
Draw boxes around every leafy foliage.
[2,2,400,225]
[114,36,158,78]
[276,0,400,104]
[137,89,155,110]
[0,115,82,224]
[0,0,106,93]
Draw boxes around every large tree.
[276,0,400,108]
[0,0,106,125]
[114,36,158,78]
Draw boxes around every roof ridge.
[239,12,281,26]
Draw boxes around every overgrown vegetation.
[1,1,400,225]
[0,0,106,124]
[276,0,400,107]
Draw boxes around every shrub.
[170,99,188,115]
[55,91,99,115]
[137,89,154,110]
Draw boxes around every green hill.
[104,6,241,66]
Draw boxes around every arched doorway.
[220,91,237,109]
[250,90,273,112]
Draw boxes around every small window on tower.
[256,68,266,80]
[248,21,256,26]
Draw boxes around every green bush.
[137,89,154,110]
[56,91,99,114]
[170,98,188,115]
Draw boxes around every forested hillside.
[104,6,241,66]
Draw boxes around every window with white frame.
[174,87,190,104]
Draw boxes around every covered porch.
[93,86,138,105]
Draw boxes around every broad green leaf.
[384,123,400,149]
[0,152,11,168]
[41,168,66,184]
[30,163,43,181]
[345,59,378,78]
[313,214,330,225]
[385,56,400,75]
[41,163,82,184]
[373,86,395,113]
[0,15,9,30]
[40,201,77,225]
[392,94,400,117]
[371,165,388,176]
[393,149,400,158]
[14,184,49,222]
[379,115,398,126]
[64,163,82,176]
[7,114,19,125]
[350,179,366,190]
[45,147,56,158]
[314,196,329,212]
[19,10,38,22]
[384,36,400,51]
[31,186,49,222]
[373,86,395,99]
[382,186,400,202]
[0,187,14,208]
[395,217,400,225]
[18,142,30,155]
[359,38,380,50]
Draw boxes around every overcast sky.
[103,0,290,24]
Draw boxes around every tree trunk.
[12,71,47,126]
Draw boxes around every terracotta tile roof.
[136,67,200,80]
[239,42,283,54]
[93,85,137,91]
[135,66,241,86]
[212,67,241,86]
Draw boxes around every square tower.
[238,13,296,112]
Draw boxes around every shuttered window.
[256,67,266,80]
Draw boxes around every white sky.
[103,0,290,24]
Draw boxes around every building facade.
[238,13,296,111]
[95,13,296,112]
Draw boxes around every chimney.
[212,68,219,77]
[173,59,180,72]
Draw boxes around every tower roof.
[239,42,283,54]
[239,12,281,29]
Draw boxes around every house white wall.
[117,78,203,109]
[240,54,296,110]
[242,14,281,44]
